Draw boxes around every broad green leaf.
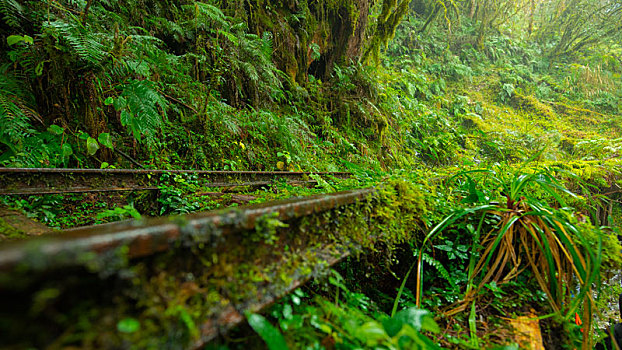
[247,313,289,350]
[47,125,64,135]
[7,35,27,46]
[117,318,140,333]
[356,321,388,345]
[382,316,403,338]
[394,308,440,333]
[86,137,99,155]
[104,97,114,105]
[62,143,73,158]
[98,133,114,149]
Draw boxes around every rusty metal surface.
[0,188,374,271]
[0,186,161,195]
[0,168,352,176]
[0,181,318,195]
[0,168,351,195]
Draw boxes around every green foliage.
[247,313,290,350]
[117,318,140,333]
[96,204,141,221]
[254,212,289,245]
[157,173,200,215]
[499,83,515,103]
[0,0,24,28]
[0,66,35,156]
[264,271,443,350]
[112,80,168,147]
[412,166,605,349]
[43,18,109,67]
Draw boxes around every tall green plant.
[0,66,37,158]
[107,79,168,148]
[410,167,603,349]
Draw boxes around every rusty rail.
[0,168,351,195]
[0,188,372,270]
[0,187,375,348]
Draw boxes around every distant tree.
[468,0,530,49]
[534,0,622,59]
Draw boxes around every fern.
[229,27,283,103]
[0,0,23,29]
[117,80,168,147]
[183,2,228,30]
[413,251,455,288]
[43,19,108,66]
[146,16,185,42]
[0,66,36,155]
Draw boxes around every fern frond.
[241,61,259,82]
[44,19,108,66]
[0,69,37,154]
[260,32,273,58]
[414,251,455,287]
[182,2,228,29]
[0,0,24,29]
[119,80,168,146]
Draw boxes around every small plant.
[253,212,288,245]
[499,83,515,103]
[157,173,201,215]
[96,204,141,222]
[247,313,289,350]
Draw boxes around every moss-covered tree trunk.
[244,0,372,82]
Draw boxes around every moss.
[0,217,27,240]
[510,93,556,120]
[0,180,434,348]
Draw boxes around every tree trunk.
[469,0,478,19]
[527,0,535,35]
[418,5,441,33]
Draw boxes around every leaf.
[47,125,64,135]
[35,62,44,76]
[62,143,73,158]
[117,318,140,333]
[394,308,440,333]
[104,97,114,105]
[86,137,100,155]
[98,133,114,149]
[7,35,28,46]
[114,96,127,110]
[120,110,131,126]
[247,313,289,350]
[382,317,403,338]
[356,321,388,345]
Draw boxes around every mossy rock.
[510,93,556,120]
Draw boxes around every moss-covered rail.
[0,182,427,348]
[0,168,352,195]
[0,188,373,270]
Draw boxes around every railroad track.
[0,186,412,349]
[0,168,352,195]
